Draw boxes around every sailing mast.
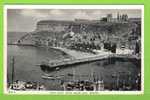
[73,68,75,81]
[11,56,15,84]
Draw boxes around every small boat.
[67,73,74,76]
[55,67,60,70]
[8,80,46,91]
[9,81,26,90]
[41,75,62,80]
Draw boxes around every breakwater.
[40,48,140,70]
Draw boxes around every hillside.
[17,21,140,47]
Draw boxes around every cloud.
[19,9,141,20]
[73,11,89,19]
[20,9,49,18]
[71,10,104,20]
[20,9,103,20]
[20,9,71,21]
[49,9,65,16]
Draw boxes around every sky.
[7,9,141,32]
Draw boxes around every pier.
[40,53,140,70]
[8,43,35,46]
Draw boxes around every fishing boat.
[41,74,64,80]
[63,68,105,91]
[9,81,26,90]
[9,80,46,91]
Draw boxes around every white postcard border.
[3,5,144,95]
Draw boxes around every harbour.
[7,44,141,91]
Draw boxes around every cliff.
[18,19,141,46]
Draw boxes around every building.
[117,13,128,22]
[107,14,113,22]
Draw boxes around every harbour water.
[7,32,141,91]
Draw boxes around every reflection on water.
[7,45,141,90]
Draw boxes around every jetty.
[8,43,35,46]
[40,49,140,70]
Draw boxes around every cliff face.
[18,19,141,46]
[35,20,138,34]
